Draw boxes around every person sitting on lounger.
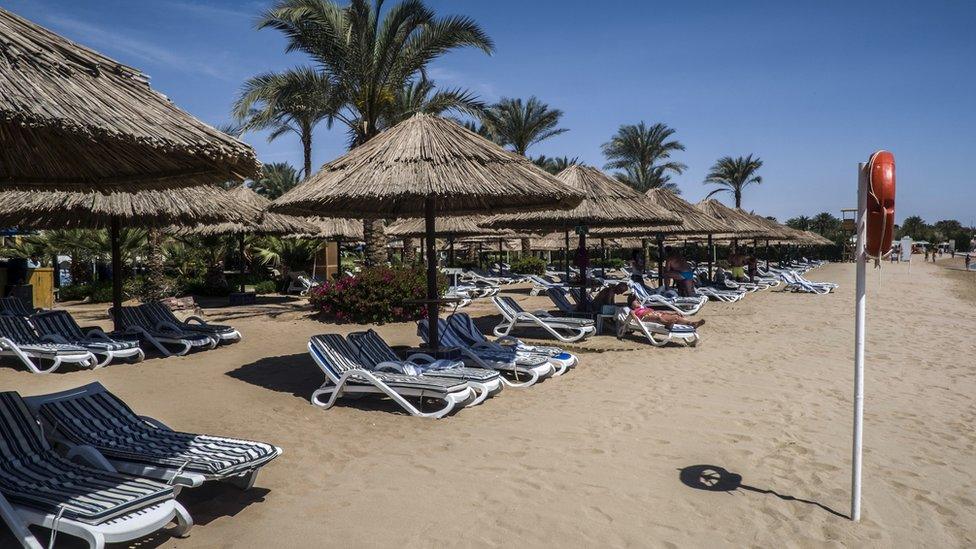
[627,296,705,328]
[662,247,696,297]
[588,282,629,312]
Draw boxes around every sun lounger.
[419,318,554,387]
[491,296,595,343]
[778,271,836,294]
[0,391,191,549]
[695,285,744,302]
[140,302,242,343]
[545,287,596,319]
[447,312,577,373]
[24,383,281,491]
[308,334,475,418]
[347,329,502,406]
[29,310,143,368]
[616,307,700,347]
[0,315,98,374]
[112,306,217,356]
[627,282,707,315]
[527,274,566,296]
[285,271,319,296]
[0,296,39,317]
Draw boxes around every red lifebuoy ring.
[866,150,895,258]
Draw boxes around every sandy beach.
[2,259,974,548]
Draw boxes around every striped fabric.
[31,311,139,352]
[0,297,34,317]
[115,306,213,344]
[447,313,567,359]
[418,319,549,368]
[37,389,279,479]
[0,315,89,355]
[310,335,467,393]
[348,329,499,382]
[0,392,173,525]
[495,296,595,326]
[140,302,236,337]
[547,288,579,315]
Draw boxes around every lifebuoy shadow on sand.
[678,465,847,519]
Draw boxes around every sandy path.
[1,260,974,548]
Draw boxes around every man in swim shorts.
[663,247,696,297]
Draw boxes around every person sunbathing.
[627,296,705,328]
[588,282,629,311]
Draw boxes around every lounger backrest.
[445,313,486,346]
[346,329,400,367]
[416,319,468,349]
[493,296,524,320]
[36,388,149,446]
[568,287,586,307]
[30,310,85,341]
[0,392,50,459]
[141,302,179,326]
[546,288,574,314]
[115,306,150,331]
[309,334,363,377]
[0,315,41,344]
[0,296,33,317]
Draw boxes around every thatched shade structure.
[694,200,774,238]
[483,165,680,232]
[385,216,500,239]
[175,186,315,237]
[291,218,364,241]
[0,8,261,328]
[0,8,258,189]
[591,188,730,238]
[271,113,583,350]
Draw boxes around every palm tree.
[899,215,928,240]
[703,154,764,208]
[482,97,568,156]
[259,0,494,266]
[252,162,301,200]
[532,155,580,175]
[386,77,484,128]
[602,122,686,193]
[234,67,337,180]
[786,215,811,231]
[811,212,841,236]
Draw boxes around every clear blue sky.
[7,0,975,225]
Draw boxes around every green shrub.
[57,284,90,302]
[182,277,231,297]
[309,266,445,324]
[253,280,277,294]
[508,256,547,275]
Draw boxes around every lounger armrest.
[530,309,554,318]
[374,361,409,374]
[65,444,118,473]
[183,315,209,326]
[39,334,69,344]
[84,328,113,342]
[140,415,174,431]
[405,352,437,364]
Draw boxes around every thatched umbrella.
[484,165,679,294]
[271,113,582,350]
[0,8,260,326]
[173,185,317,293]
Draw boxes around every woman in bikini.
[627,296,705,328]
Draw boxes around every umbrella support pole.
[424,197,440,351]
[707,234,714,282]
[449,236,455,268]
[765,239,770,271]
[240,234,247,294]
[600,237,606,280]
[564,230,570,284]
[657,234,665,288]
[579,230,588,311]
[111,216,123,331]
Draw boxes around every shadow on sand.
[678,464,847,519]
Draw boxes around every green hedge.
[508,256,547,275]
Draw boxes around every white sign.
[900,236,912,261]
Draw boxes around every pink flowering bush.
[309,266,446,324]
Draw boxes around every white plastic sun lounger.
[0,392,191,549]
[113,306,217,356]
[779,271,836,294]
[308,334,475,418]
[627,282,708,315]
[24,383,281,492]
[30,310,144,367]
[447,313,577,374]
[347,329,503,406]
[140,302,242,343]
[615,307,700,347]
[419,319,554,387]
[491,296,595,343]
[0,296,40,317]
[0,315,98,374]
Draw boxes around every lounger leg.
[499,367,539,388]
[465,383,490,406]
[94,352,112,368]
[228,470,258,490]
[171,502,193,538]
[0,493,43,549]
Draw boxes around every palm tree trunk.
[402,237,416,263]
[363,219,387,266]
[735,189,742,208]
[520,237,532,258]
[301,129,313,180]
[143,228,165,302]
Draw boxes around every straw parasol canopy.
[271,113,582,218]
[385,216,504,239]
[290,217,364,241]
[694,199,776,237]
[0,8,259,190]
[592,188,731,237]
[735,210,797,241]
[169,185,315,237]
[483,165,681,231]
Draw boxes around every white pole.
[852,162,868,521]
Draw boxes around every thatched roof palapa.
[693,199,775,237]
[385,216,505,239]
[290,217,364,241]
[271,114,583,218]
[483,165,681,231]
[176,185,317,237]
[734,209,796,241]
[0,8,259,189]
[592,188,732,237]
